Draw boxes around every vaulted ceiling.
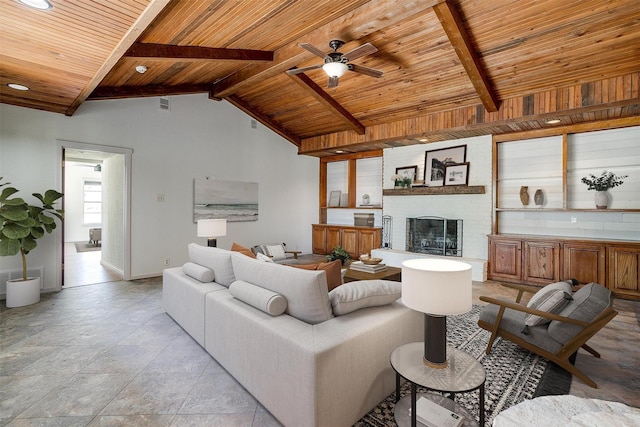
[1,0,639,157]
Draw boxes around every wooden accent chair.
[478,282,618,388]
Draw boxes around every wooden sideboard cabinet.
[488,234,639,300]
[607,244,640,299]
[312,224,382,259]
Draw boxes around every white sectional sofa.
[163,243,422,427]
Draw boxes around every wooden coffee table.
[343,265,401,282]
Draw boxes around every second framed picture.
[444,163,470,186]
[424,145,467,186]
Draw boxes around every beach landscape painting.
[194,179,258,222]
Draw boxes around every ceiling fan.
[286,40,383,88]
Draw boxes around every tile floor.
[1,278,638,426]
[64,242,122,288]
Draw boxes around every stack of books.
[408,396,464,427]
[349,261,387,273]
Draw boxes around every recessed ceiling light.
[135,65,148,74]
[418,138,428,142]
[546,119,561,124]
[18,0,52,10]
[7,83,29,91]
[335,150,345,154]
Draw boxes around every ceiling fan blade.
[348,64,383,78]
[286,64,323,75]
[299,43,328,59]
[342,43,377,61]
[328,76,339,88]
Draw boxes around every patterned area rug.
[355,305,552,427]
[74,242,101,252]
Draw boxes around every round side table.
[390,342,486,427]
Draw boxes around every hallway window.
[83,180,102,225]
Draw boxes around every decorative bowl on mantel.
[361,257,383,265]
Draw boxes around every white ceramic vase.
[6,277,41,307]
[594,191,609,209]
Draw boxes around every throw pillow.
[229,280,287,316]
[524,280,573,328]
[289,260,343,291]
[182,262,215,283]
[266,244,287,261]
[329,280,401,316]
[256,252,275,262]
[231,242,257,258]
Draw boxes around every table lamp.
[197,218,227,247]
[402,258,472,369]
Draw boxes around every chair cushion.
[231,242,256,259]
[479,302,563,354]
[187,243,235,287]
[328,280,401,316]
[182,262,215,283]
[288,260,343,291]
[548,283,611,344]
[525,281,573,327]
[229,280,287,316]
[265,244,287,261]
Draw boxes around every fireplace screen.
[406,216,462,256]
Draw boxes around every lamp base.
[423,314,448,369]
[207,238,217,247]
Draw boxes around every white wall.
[0,94,319,293]
[382,136,494,261]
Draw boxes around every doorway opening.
[58,141,132,288]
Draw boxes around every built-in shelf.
[496,208,640,212]
[383,185,486,196]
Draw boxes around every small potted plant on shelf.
[326,245,350,265]
[0,178,64,307]
[580,170,628,209]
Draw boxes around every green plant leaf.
[0,238,21,256]
[0,187,20,202]
[38,213,55,225]
[30,226,45,239]
[22,236,37,253]
[0,205,29,221]
[1,223,31,239]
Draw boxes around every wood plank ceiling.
[1,0,639,157]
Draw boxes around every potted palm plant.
[0,178,63,307]
[581,171,628,209]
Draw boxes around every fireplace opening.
[406,216,462,257]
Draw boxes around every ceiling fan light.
[19,0,52,10]
[322,62,348,78]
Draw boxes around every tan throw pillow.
[288,260,343,291]
[524,280,573,328]
[231,242,256,259]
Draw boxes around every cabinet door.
[326,227,342,253]
[523,241,560,285]
[357,228,381,257]
[488,237,522,282]
[312,225,327,254]
[341,228,358,259]
[607,245,640,299]
[563,242,606,285]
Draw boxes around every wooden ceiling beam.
[224,95,301,147]
[433,0,500,113]
[124,43,274,62]
[288,71,365,135]
[88,84,213,100]
[65,0,172,116]
[211,0,445,99]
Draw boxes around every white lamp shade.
[197,218,227,237]
[401,258,472,315]
[322,62,348,78]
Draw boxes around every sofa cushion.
[329,280,401,316]
[525,281,573,327]
[231,252,334,324]
[288,260,342,291]
[229,280,287,316]
[231,242,256,258]
[548,283,611,344]
[187,243,236,287]
[182,262,215,283]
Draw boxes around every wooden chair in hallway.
[477,282,618,388]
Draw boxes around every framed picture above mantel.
[424,145,467,186]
